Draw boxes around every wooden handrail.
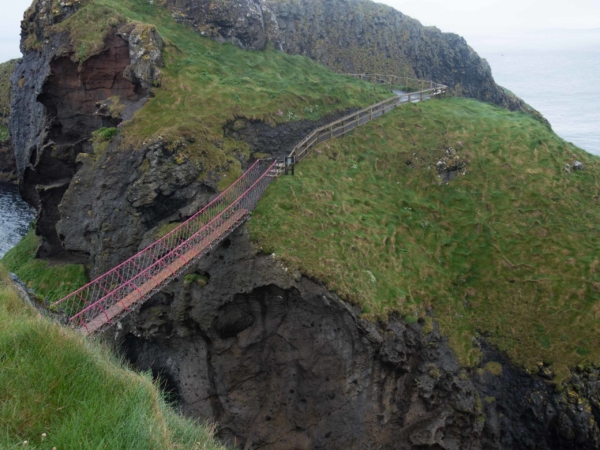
[285,74,447,163]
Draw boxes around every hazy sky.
[1,0,31,63]
[379,0,600,33]
[1,0,600,62]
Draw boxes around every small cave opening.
[153,368,182,405]
[221,237,232,249]
[120,332,182,405]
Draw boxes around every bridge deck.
[81,208,248,334]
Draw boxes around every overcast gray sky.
[378,0,600,50]
[2,0,600,62]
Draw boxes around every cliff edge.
[165,0,541,116]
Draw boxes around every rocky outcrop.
[0,139,18,184]
[113,227,485,449]
[476,343,600,449]
[165,0,532,113]
[112,226,600,449]
[0,59,19,184]
[9,0,162,258]
[118,23,164,91]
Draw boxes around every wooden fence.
[270,75,447,176]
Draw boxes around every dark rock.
[223,108,359,161]
[10,0,159,260]
[112,227,484,449]
[0,138,18,184]
[476,343,600,449]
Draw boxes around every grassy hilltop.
[34,0,391,184]
[251,97,600,380]
[0,266,227,449]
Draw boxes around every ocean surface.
[475,29,600,155]
[0,182,35,259]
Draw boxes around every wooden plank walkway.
[81,208,248,334]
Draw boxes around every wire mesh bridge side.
[52,160,277,334]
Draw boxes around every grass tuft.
[0,59,19,128]
[0,125,9,142]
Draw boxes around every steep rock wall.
[9,0,157,260]
[113,227,600,449]
[113,227,485,449]
[0,139,17,184]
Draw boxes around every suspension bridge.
[51,75,447,335]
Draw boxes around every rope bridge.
[51,75,447,335]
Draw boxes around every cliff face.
[0,138,18,184]
[0,59,19,184]
[9,1,591,449]
[114,227,600,450]
[9,0,161,260]
[115,227,485,449]
[166,0,529,112]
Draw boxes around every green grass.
[92,126,119,142]
[251,97,600,380]
[51,0,392,189]
[0,59,18,128]
[1,229,88,304]
[0,125,8,142]
[0,265,228,450]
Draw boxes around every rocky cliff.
[0,59,19,184]
[166,0,533,113]
[8,0,592,449]
[10,0,165,259]
[113,227,600,449]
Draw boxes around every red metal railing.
[52,160,277,334]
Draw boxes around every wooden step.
[81,208,249,334]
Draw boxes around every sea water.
[0,182,35,259]
[475,29,600,155]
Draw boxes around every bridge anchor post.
[285,155,295,176]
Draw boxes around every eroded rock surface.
[114,227,484,449]
[111,228,600,449]
[0,139,17,184]
[10,0,160,259]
